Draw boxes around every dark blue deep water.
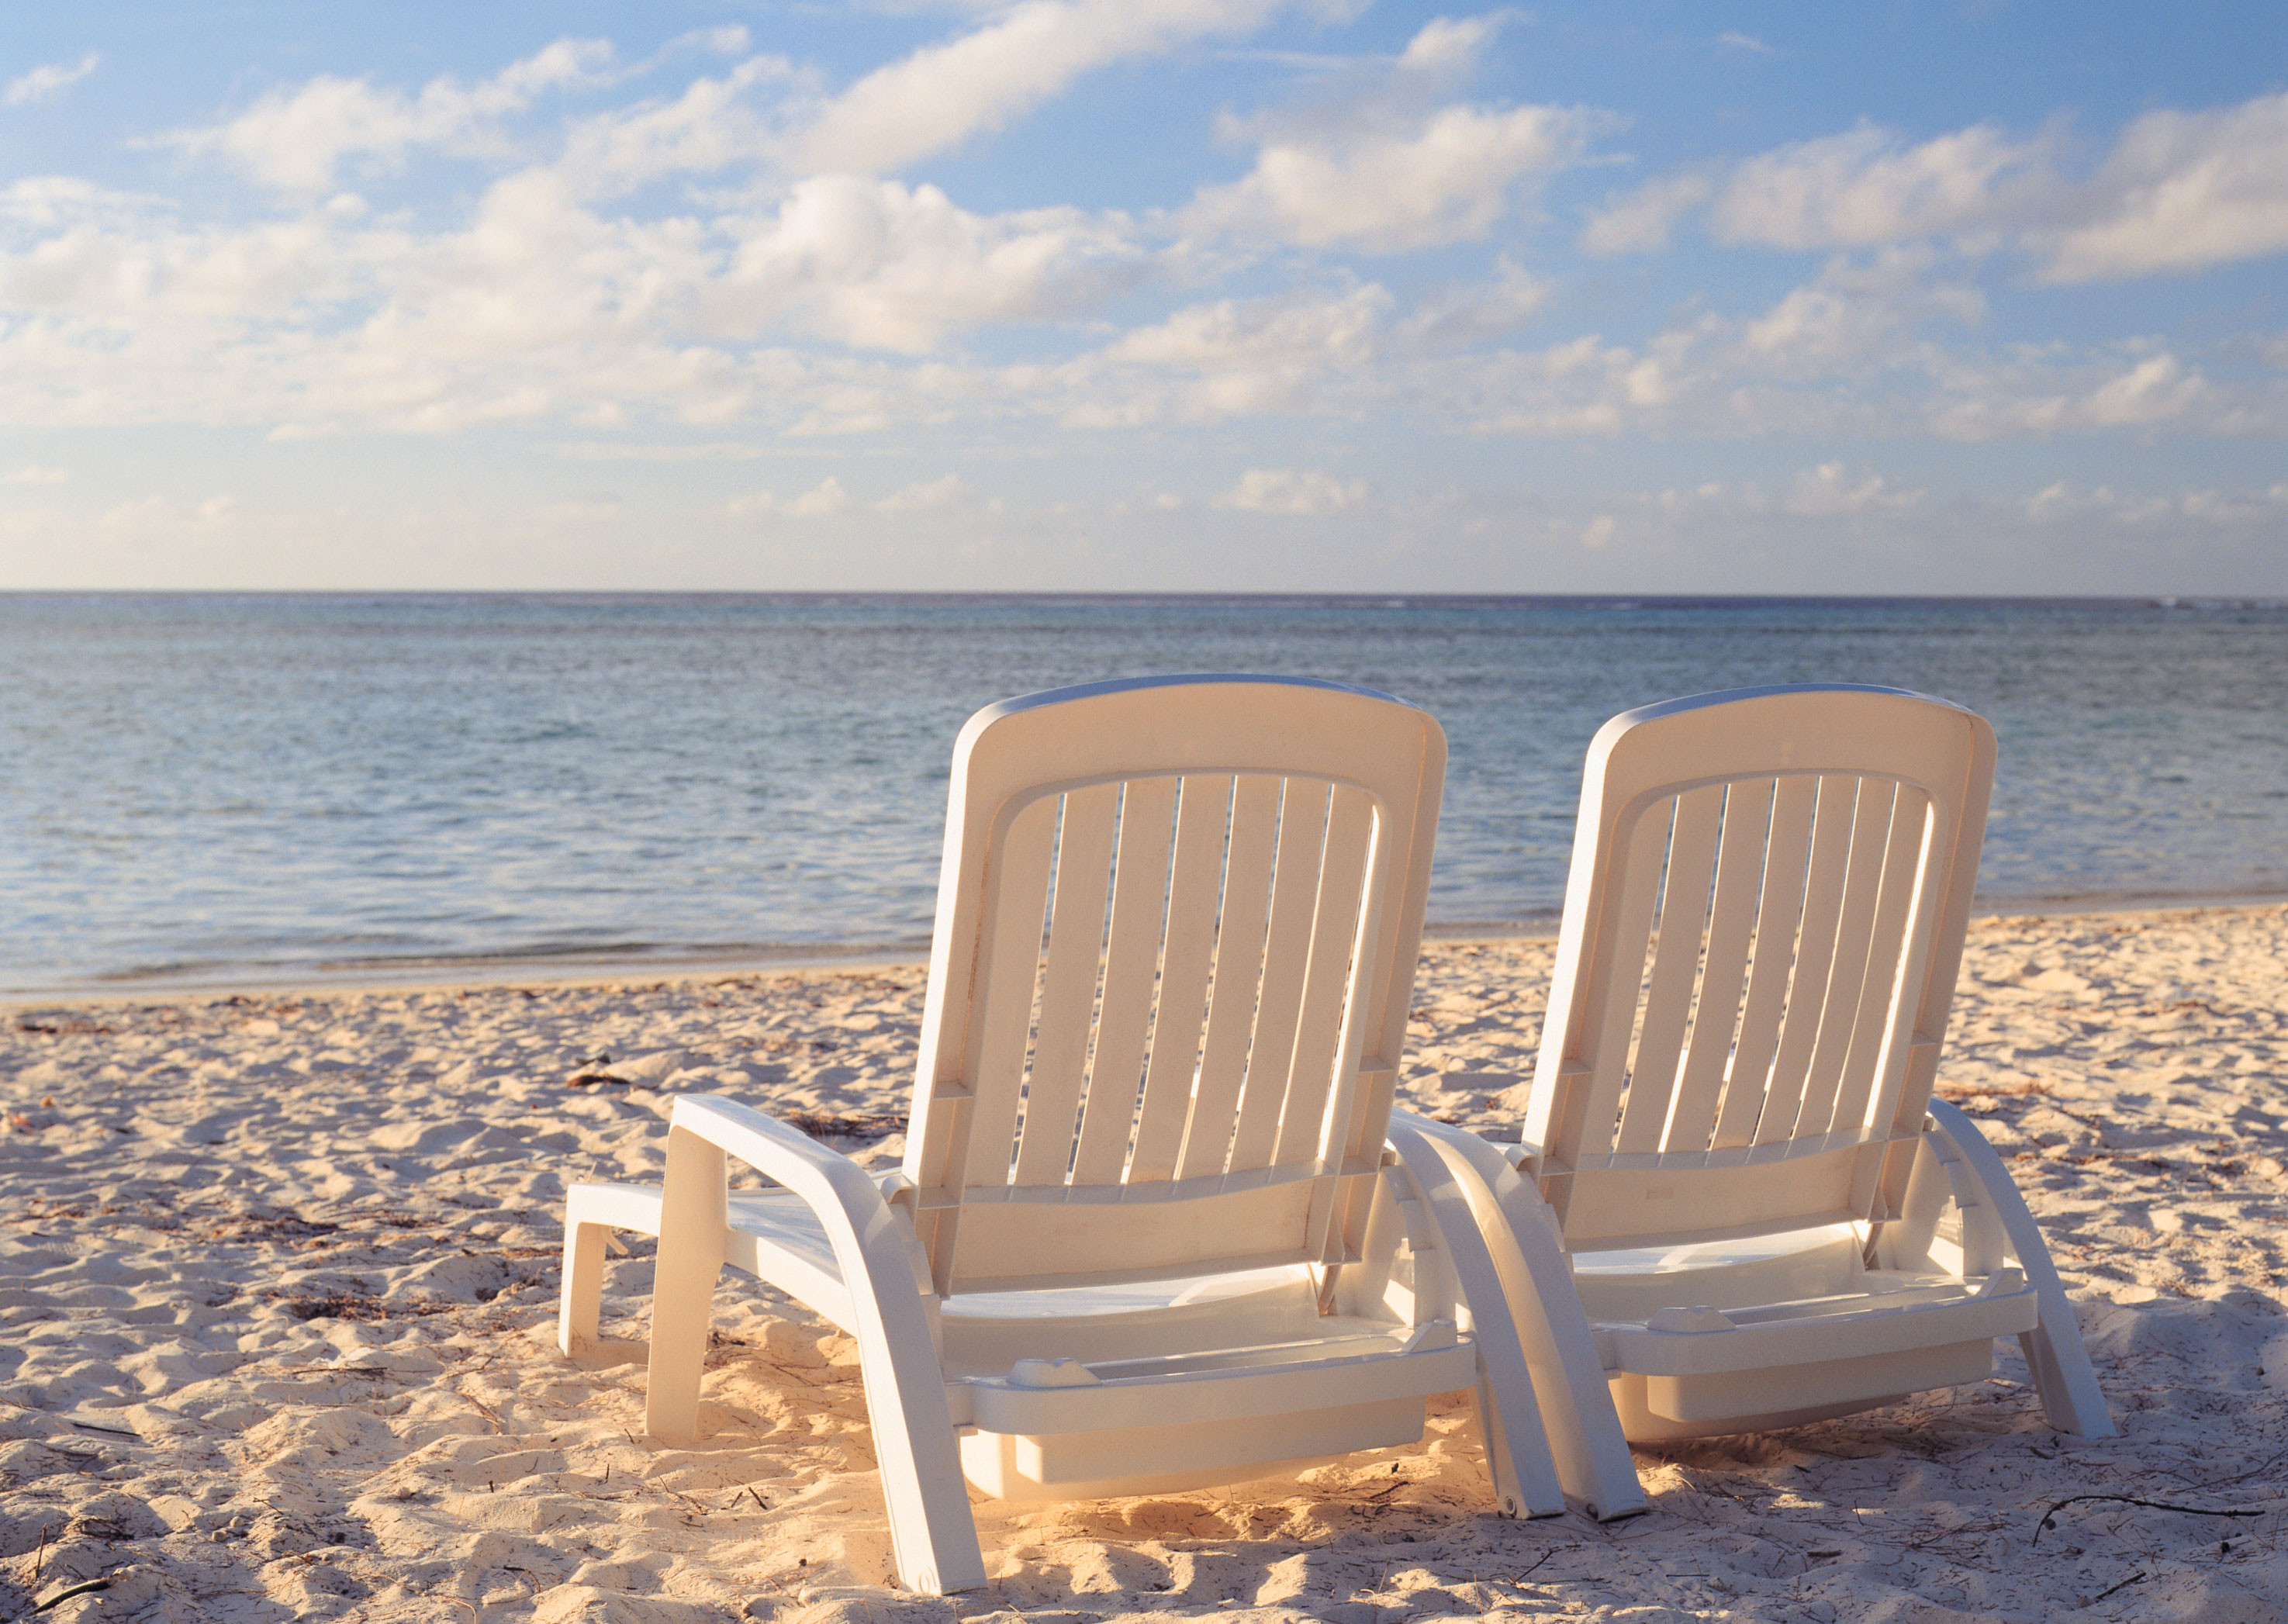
[3,594,2283,994]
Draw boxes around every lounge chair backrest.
[900,675,1446,1297]
[1522,685,1994,1253]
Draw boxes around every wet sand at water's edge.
[5,905,2286,1621]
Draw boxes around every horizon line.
[4,590,2285,609]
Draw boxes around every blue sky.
[3,2,2284,593]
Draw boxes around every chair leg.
[645,1096,986,1591]
[1486,1183,1648,1518]
[845,1318,987,1594]
[1469,1355,1533,1518]
[646,1128,731,1444]
[2020,1308,2115,1439]
[1385,1119,1567,1517]
[558,1218,610,1359]
[1927,1100,2116,1439]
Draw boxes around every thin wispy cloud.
[1581,171,1712,254]
[5,52,99,107]
[792,0,1309,176]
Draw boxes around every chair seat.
[569,1179,1477,1436]
[572,1178,1331,1340]
[953,1320,1476,1432]
[1593,1269,2041,1377]
[1591,1266,2043,1432]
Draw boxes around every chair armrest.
[1390,1111,1557,1244]
[673,1095,890,1211]
[666,1094,936,1302]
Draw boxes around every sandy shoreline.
[16,893,2288,1011]
[5,904,2286,1621]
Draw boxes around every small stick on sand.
[33,1578,112,1614]
[2034,1494,2264,1543]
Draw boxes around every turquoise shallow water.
[2,593,2283,996]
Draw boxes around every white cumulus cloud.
[1688,91,2288,283]
[1400,256,1551,346]
[2024,479,2288,526]
[1740,249,1984,371]
[1781,461,1922,517]
[1073,285,1391,423]
[164,40,618,193]
[5,27,2281,455]
[1711,121,2050,250]
[2041,92,2288,282]
[1185,16,1605,252]
[734,477,862,517]
[1931,349,2214,441]
[712,174,1144,352]
[876,474,982,513]
[786,475,850,517]
[1105,284,1388,370]
[551,55,801,198]
[1215,468,1370,516]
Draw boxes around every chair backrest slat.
[1825,786,1933,1135]
[1787,779,1901,1142]
[1228,780,1336,1170]
[1524,686,1993,1253]
[904,676,1444,1297]
[1274,783,1377,1166]
[1065,776,1181,1185]
[1615,783,1725,1154]
[1009,782,1122,1187]
[1750,773,1861,1145]
[1709,773,1818,1149]
[1663,778,1777,1155]
[1565,809,1668,1161]
[1177,774,1286,1181]
[1861,796,1947,1142]
[1124,776,1232,1184]
[958,795,1059,1189]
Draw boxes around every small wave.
[8,938,935,1000]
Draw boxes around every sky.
[2,2,2284,594]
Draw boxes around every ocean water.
[2,593,2283,997]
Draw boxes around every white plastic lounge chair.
[1499,683,2113,1443]
[556,675,1644,1595]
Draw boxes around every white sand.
[5,907,2286,1622]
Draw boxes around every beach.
[4,904,2286,1622]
